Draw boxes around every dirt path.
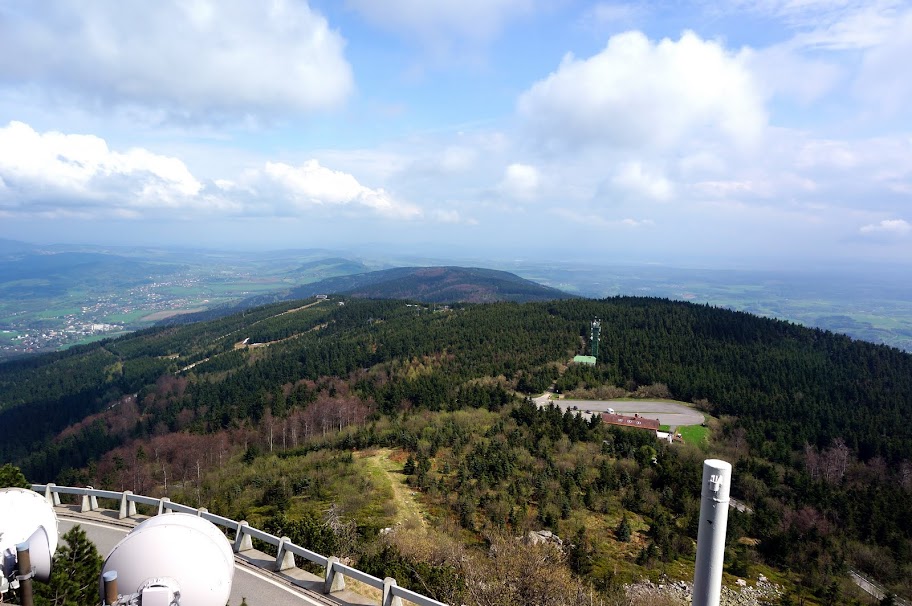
[357,448,428,528]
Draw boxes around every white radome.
[101,512,234,605]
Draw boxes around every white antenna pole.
[693,459,732,606]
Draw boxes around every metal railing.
[32,484,446,606]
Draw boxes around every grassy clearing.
[678,425,709,446]
[356,448,428,529]
[104,310,153,323]
[35,307,80,318]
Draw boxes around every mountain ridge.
[165,266,572,324]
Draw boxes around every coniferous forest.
[2,296,911,604]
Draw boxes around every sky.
[0,0,910,269]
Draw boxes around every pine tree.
[403,455,416,476]
[35,526,103,606]
[616,514,632,542]
[0,463,30,489]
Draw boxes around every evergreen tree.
[616,514,632,542]
[403,455,416,476]
[35,526,102,606]
[0,463,29,489]
[568,527,594,575]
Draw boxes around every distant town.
[0,277,218,357]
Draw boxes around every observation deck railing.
[31,483,446,606]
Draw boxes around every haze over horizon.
[1,1,910,270]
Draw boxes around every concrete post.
[157,497,170,515]
[382,577,403,606]
[693,459,732,606]
[118,492,136,519]
[198,507,208,518]
[276,537,296,571]
[44,484,60,507]
[323,556,345,593]
[233,521,253,553]
[80,491,92,513]
[16,542,33,606]
[102,570,118,605]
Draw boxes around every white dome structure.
[101,513,234,605]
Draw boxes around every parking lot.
[534,394,704,427]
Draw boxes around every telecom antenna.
[590,318,601,359]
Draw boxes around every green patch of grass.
[35,307,80,318]
[678,424,709,446]
[104,310,152,323]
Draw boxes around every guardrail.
[32,483,446,606]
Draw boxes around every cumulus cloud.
[0,1,353,118]
[860,219,911,235]
[499,163,540,199]
[346,0,532,43]
[518,31,766,150]
[259,160,421,219]
[0,121,204,211]
[0,122,423,221]
[613,162,673,201]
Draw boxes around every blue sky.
[0,0,910,268]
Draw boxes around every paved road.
[58,514,356,606]
[849,568,911,606]
[534,393,704,426]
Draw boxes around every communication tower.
[590,318,601,359]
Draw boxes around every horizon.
[0,2,910,269]
[4,235,912,276]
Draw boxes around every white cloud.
[613,162,673,201]
[742,45,842,105]
[693,180,764,197]
[553,208,654,229]
[345,0,532,42]
[0,1,353,119]
[721,0,903,50]
[0,121,425,221]
[432,209,477,224]
[860,219,911,235]
[580,3,643,29]
[0,120,203,210]
[261,160,421,219]
[499,163,540,199]
[855,10,912,116]
[518,31,766,150]
[439,146,478,173]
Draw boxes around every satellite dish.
[101,513,234,606]
[24,527,54,582]
[0,488,58,582]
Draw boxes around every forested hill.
[4,295,912,599]
[3,295,911,474]
[167,266,572,325]
[306,266,572,302]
